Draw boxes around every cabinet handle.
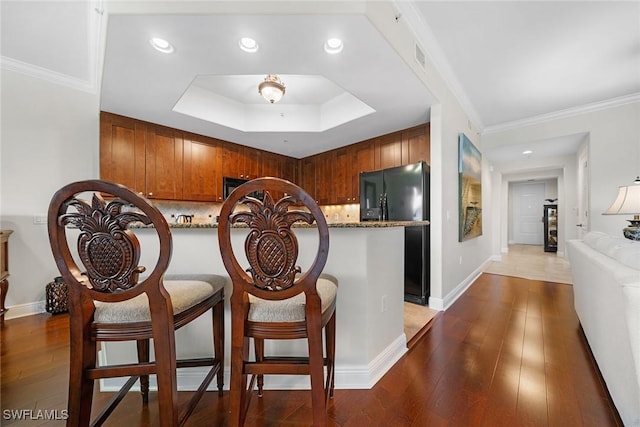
[148,192,153,197]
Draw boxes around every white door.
[512,182,545,245]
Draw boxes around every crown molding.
[393,0,485,130]
[483,92,640,134]
[1,55,97,95]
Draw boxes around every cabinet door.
[376,132,403,169]
[282,157,297,184]
[222,143,243,179]
[183,134,222,202]
[351,141,375,202]
[334,148,352,204]
[243,146,261,179]
[145,125,183,200]
[402,125,430,165]
[315,152,333,205]
[100,112,146,193]
[261,151,281,178]
[300,157,316,201]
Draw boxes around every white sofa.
[567,231,640,426]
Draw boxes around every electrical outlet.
[459,255,463,265]
[381,295,388,312]
[33,214,47,225]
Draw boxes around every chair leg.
[67,318,96,426]
[253,337,264,397]
[325,312,336,398]
[136,339,150,404]
[151,317,179,427]
[230,335,250,427]
[213,299,225,395]
[307,323,328,427]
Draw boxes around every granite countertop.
[133,220,429,229]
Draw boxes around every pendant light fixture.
[258,74,286,104]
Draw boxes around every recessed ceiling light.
[522,150,533,155]
[324,38,343,54]
[239,37,259,53]
[149,37,174,54]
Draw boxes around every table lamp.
[603,177,640,240]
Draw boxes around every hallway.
[485,244,572,284]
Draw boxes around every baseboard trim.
[100,334,408,392]
[4,301,46,320]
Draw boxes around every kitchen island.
[101,221,428,392]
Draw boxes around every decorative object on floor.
[603,178,640,240]
[218,177,337,426]
[458,132,483,241]
[45,276,68,314]
[258,74,285,103]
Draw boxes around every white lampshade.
[603,183,640,215]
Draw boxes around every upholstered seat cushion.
[94,274,226,323]
[248,274,338,322]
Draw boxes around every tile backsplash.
[152,200,361,224]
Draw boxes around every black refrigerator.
[360,162,430,305]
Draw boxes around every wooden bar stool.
[218,177,337,426]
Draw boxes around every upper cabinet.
[144,124,184,200]
[183,133,223,202]
[375,132,403,170]
[100,112,146,194]
[100,112,428,205]
[295,123,430,205]
[100,112,183,199]
[401,125,430,165]
[100,112,297,202]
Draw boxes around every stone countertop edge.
[130,220,430,229]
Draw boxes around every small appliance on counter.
[359,162,430,305]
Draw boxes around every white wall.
[368,2,493,309]
[483,102,640,240]
[0,69,100,316]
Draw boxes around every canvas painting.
[459,133,482,241]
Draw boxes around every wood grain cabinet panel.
[333,148,352,204]
[242,147,261,179]
[314,152,333,205]
[376,132,403,170]
[144,125,183,200]
[299,157,317,201]
[401,125,430,165]
[100,112,146,194]
[350,141,376,203]
[183,134,223,202]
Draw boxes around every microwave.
[222,177,263,200]
[222,177,248,200]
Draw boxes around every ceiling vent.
[414,42,426,69]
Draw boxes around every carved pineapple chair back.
[48,179,225,427]
[217,177,338,427]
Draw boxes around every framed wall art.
[458,133,482,241]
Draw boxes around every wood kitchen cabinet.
[144,124,183,200]
[314,152,333,205]
[401,125,430,165]
[299,157,317,201]
[222,143,261,180]
[100,112,146,193]
[375,132,403,170]
[350,140,376,203]
[101,112,183,200]
[333,148,352,204]
[183,133,223,202]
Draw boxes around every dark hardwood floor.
[1,273,622,426]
